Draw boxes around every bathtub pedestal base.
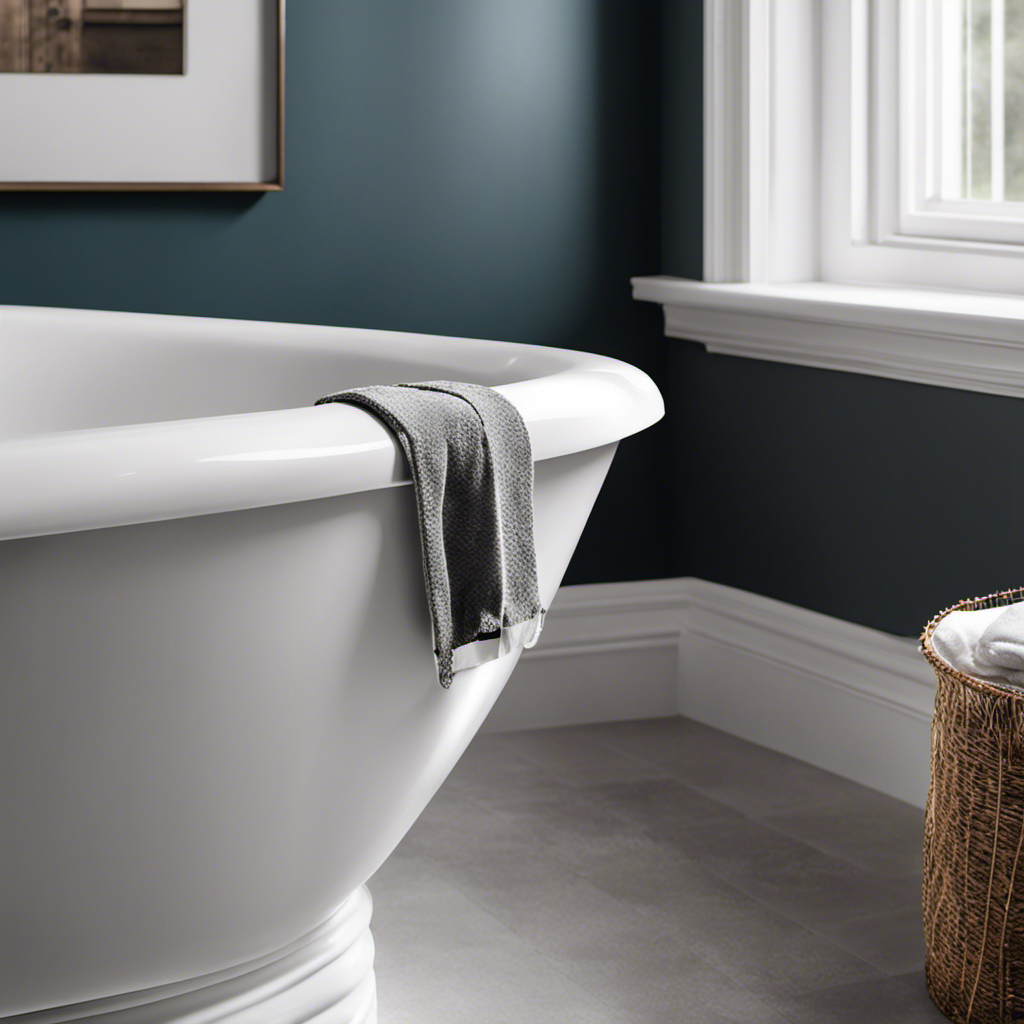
[10,887,377,1024]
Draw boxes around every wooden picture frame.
[0,0,284,191]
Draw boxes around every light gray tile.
[759,793,925,878]
[807,896,927,977]
[463,778,742,881]
[574,831,886,999]
[369,841,458,898]
[585,778,747,830]
[453,870,790,1023]
[562,945,794,1024]
[371,872,642,1024]
[569,715,704,757]
[471,784,651,859]
[372,716,934,1022]
[390,785,525,865]
[423,832,791,1023]
[766,972,950,1024]
[650,814,915,930]
[442,732,577,807]
[581,716,893,819]
[489,724,671,787]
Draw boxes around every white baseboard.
[486,576,937,808]
[483,579,686,735]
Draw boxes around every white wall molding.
[703,0,820,284]
[677,578,936,807]
[633,275,1024,400]
[703,0,748,282]
[483,578,688,736]
[490,575,937,807]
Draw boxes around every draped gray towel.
[314,381,545,688]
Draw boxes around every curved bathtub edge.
[1,887,377,1024]
[0,363,664,542]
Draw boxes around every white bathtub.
[0,306,664,1024]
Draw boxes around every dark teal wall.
[0,0,673,586]
[661,0,703,280]
[673,348,1024,637]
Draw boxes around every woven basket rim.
[921,587,1024,699]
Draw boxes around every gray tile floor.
[369,715,947,1023]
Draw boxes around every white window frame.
[633,0,1024,399]
[825,0,1024,285]
[897,0,1024,243]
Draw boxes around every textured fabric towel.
[315,380,545,688]
[930,601,1024,690]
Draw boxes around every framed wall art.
[0,0,284,191]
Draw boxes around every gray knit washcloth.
[315,381,545,687]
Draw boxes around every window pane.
[935,0,1024,203]
[1008,0,1024,200]
[967,0,992,199]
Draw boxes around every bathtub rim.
[0,305,664,541]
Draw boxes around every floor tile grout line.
[452,747,918,945]
[371,869,644,1024]
[634,800,925,912]
[663,844,917,985]
[428,785,886,1018]
[423,859,662,1022]
[482,732,679,788]
[519,737,926,884]
[742,811,926,885]
[573,823,899,1001]
[561,715,924,817]
[421,815,803,1021]
[531,768,913,886]
[562,721,693,778]
[442,720,935,1020]
[575,862,895,1005]
[794,916,927,985]
[460,732,925,904]
[488,720,900,825]
[583,763,839,820]
[671,776,909,822]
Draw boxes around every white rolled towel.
[931,601,1024,688]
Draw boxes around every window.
[918,0,1024,209]
[824,0,1024,291]
[631,0,1024,400]
[894,0,1024,247]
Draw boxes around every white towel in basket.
[931,601,1024,688]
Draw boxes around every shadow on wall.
[547,0,676,585]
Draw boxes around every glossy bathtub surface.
[0,306,663,541]
[0,307,663,1017]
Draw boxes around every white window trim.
[898,0,1024,244]
[827,0,1024,284]
[634,0,1024,400]
[701,0,819,285]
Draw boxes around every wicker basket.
[921,588,1024,1024]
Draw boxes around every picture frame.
[0,0,284,192]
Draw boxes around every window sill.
[631,276,1024,399]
